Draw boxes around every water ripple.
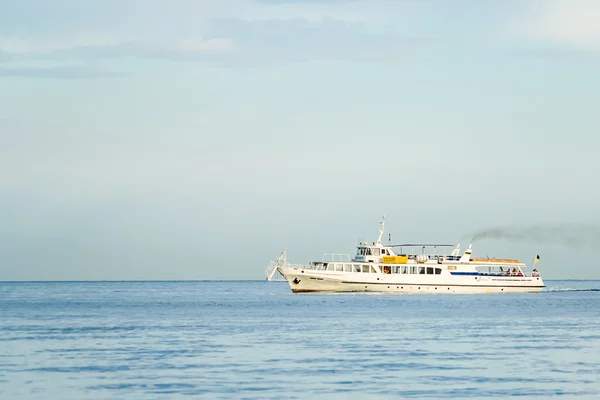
[0,280,599,399]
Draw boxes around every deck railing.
[265,249,309,281]
[321,253,351,262]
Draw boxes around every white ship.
[266,218,544,294]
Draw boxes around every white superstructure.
[266,217,544,294]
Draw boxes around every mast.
[376,216,385,246]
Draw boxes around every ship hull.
[279,267,545,294]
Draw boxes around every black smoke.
[463,223,600,248]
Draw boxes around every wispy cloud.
[0,24,418,66]
[0,0,428,76]
[0,65,125,79]
[519,0,600,52]
[508,47,600,60]
[206,18,425,64]
[0,34,234,55]
[11,1,594,75]
[0,35,237,76]
[0,51,15,62]
[1,34,233,55]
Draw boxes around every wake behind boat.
[265,218,544,294]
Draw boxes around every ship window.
[344,264,352,272]
[365,248,372,256]
[327,264,334,271]
[401,266,408,274]
[419,267,425,274]
[427,267,434,274]
[362,265,370,273]
[354,265,361,272]
[336,264,344,272]
[435,268,441,275]
[373,248,380,256]
[410,266,418,274]
[371,266,377,273]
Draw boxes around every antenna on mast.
[376,215,386,245]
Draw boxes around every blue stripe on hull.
[450,272,523,277]
[450,272,481,276]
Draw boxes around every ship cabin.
[307,241,532,278]
[353,242,398,263]
[353,241,459,264]
[303,217,534,278]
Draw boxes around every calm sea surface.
[1,280,599,399]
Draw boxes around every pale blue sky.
[1,0,599,280]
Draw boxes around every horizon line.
[0,279,595,283]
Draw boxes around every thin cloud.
[0,65,126,79]
[0,0,432,73]
[508,47,600,60]
[0,51,15,62]
[519,0,600,52]
[1,19,425,69]
[0,36,234,58]
[0,36,237,74]
[206,18,427,63]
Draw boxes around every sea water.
[1,280,599,399]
